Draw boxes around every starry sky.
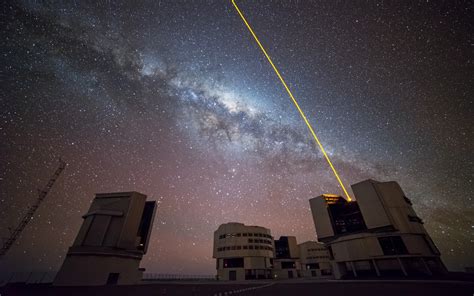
[1,1,472,275]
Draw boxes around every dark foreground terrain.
[1,280,473,296]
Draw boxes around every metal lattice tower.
[0,159,66,257]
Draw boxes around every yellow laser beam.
[231,0,352,201]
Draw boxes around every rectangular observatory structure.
[273,236,301,279]
[54,192,156,286]
[309,179,446,279]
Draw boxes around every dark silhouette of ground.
[1,279,473,296]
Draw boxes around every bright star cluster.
[0,1,472,275]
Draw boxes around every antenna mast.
[0,159,66,257]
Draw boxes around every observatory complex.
[54,192,156,286]
[213,179,445,281]
[213,223,332,281]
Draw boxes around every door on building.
[229,270,237,281]
[106,273,119,285]
[288,270,293,278]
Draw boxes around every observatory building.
[298,241,332,277]
[272,236,300,279]
[213,222,274,281]
[213,223,334,280]
[310,179,446,279]
[54,192,156,286]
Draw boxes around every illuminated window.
[306,263,319,270]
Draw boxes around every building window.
[321,269,332,275]
[249,245,254,250]
[243,245,248,249]
[243,233,248,237]
[306,263,319,270]
[275,237,291,259]
[236,233,241,237]
[378,236,408,255]
[281,261,296,269]
[248,238,253,243]
[223,258,244,268]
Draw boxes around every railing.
[0,271,57,286]
[0,271,216,286]
[142,273,216,281]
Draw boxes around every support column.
[350,261,358,278]
[331,261,344,279]
[420,258,432,276]
[372,259,381,277]
[397,257,408,276]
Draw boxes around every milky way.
[1,1,472,274]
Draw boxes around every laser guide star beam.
[231,0,353,201]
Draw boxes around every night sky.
[1,1,472,275]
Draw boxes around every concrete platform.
[1,279,473,296]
